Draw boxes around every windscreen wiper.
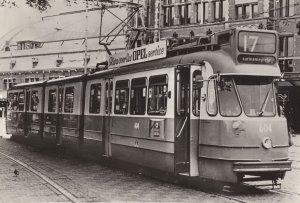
[258,87,271,117]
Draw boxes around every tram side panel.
[43,85,59,145]
[109,69,176,173]
[60,82,84,150]
[26,86,44,140]
[82,79,105,157]
[6,90,26,137]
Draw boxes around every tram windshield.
[235,76,276,117]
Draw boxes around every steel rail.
[0,151,80,203]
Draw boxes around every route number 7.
[244,35,258,52]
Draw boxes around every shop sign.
[108,41,167,68]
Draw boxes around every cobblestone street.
[0,118,300,202]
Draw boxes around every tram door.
[174,66,190,174]
[102,79,113,157]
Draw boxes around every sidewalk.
[291,134,300,147]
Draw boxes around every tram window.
[148,75,168,116]
[30,90,39,111]
[207,80,217,116]
[130,77,147,115]
[115,80,129,115]
[176,71,189,115]
[26,91,30,111]
[105,81,113,114]
[217,78,241,117]
[10,93,19,111]
[64,87,74,113]
[192,70,202,116]
[18,92,25,111]
[58,88,64,112]
[48,89,57,112]
[90,83,101,114]
[235,77,275,117]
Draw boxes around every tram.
[6,28,292,185]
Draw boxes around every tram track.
[0,151,80,203]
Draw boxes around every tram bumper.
[233,161,292,181]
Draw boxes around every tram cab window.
[18,92,25,111]
[192,70,202,116]
[105,81,113,114]
[235,76,275,117]
[64,87,74,113]
[48,89,57,112]
[207,80,217,116]
[115,80,129,115]
[217,78,241,117]
[90,83,101,114]
[148,75,168,115]
[130,77,147,115]
[31,90,39,111]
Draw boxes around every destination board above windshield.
[238,31,276,54]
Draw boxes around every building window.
[236,3,257,19]
[214,0,225,22]
[89,83,101,114]
[179,3,191,25]
[115,80,129,115]
[280,0,294,17]
[196,3,201,23]
[64,87,74,113]
[25,77,39,83]
[31,90,39,111]
[17,41,42,50]
[203,2,209,23]
[148,75,168,116]
[279,35,294,57]
[163,5,175,26]
[252,3,258,18]
[3,78,16,90]
[48,89,57,112]
[130,77,147,115]
[279,35,294,72]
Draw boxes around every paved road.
[0,118,300,202]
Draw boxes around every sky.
[0,0,88,38]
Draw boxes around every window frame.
[206,79,218,116]
[147,74,168,116]
[89,83,102,114]
[64,86,75,113]
[130,77,147,115]
[114,79,130,115]
[48,89,57,113]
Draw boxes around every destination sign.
[238,31,276,54]
[108,41,167,68]
[237,54,276,65]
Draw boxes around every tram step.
[178,172,189,176]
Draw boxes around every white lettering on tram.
[134,122,140,129]
[259,123,272,133]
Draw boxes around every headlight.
[262,137,272,149]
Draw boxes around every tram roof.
[45,74,87,85]
[10,80,47,90]
[97,48,281,77]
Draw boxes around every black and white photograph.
[0,0,300,202]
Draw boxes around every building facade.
[128,0,300,132]
[0,9,126,116]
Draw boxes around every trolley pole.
[84,0,88,74]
